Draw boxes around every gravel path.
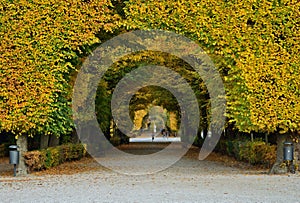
[1,144,300,203]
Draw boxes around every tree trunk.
[265,133,269,144]
[294,145,299,171]
[269,133,287,174]
[71,130,79,144]
[48,135,59,147]
[40,135,49,149]
[16,135,28,176]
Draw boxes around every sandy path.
[1,144,300,202]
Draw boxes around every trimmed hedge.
[24,143,87,172]
[239,140,276,166]
[216,139,276,167]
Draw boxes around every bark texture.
[16,135,28,176]
[269,134,287,174]
[40,135,49,149]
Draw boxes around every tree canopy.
[1,0,299,141]
[0,0,119,137]
[122,0,300,135]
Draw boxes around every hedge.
[215,139,276,167]
[23,143,87,172]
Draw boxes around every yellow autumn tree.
[121,0,300,169]
[0,0,120,174]
[0,0,119,137]
[122,0,300,133]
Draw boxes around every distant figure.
[152,133,154,142]
[147,118,151,130]
[139,128,143,136]
[161,128,166,136]
[165,130,169,139]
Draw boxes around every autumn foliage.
[122,0,300,135]
[23,143,86,171]
[1,0,299,144]
[0,0,119,137]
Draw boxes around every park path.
[129,130,180,142]
[1,143,300,202]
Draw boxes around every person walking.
[152,122,156,142]
[147,117,151,130]
[161,128,166,137]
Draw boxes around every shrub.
[215,138,276,168]
[239,140,276,166]
[222,140,243,159]
[23,150,46,171]
[24,143,87,172]
[217,140,227,154]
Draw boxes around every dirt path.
[1,143,300,202]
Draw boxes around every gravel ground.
[1,144,300,203]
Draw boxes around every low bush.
[23,150,46,171]
[215,139,276,167]
[239,140,276,166]
[24,143,87,172]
